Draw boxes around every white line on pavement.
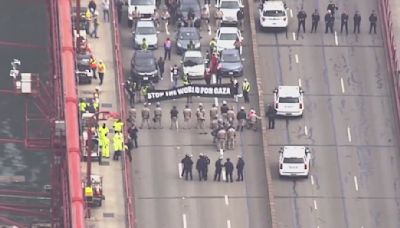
[292,32,296,41]
[295,54,299,63]
[298,78,302,87]
[290,9,293,18]
[310,175,314,185]
[182,214,187,228]
[340,77,345,93]
[227,220,231,228]
[334,31,338,46]
[212,74,218,106]
[222,169,226,181]
[166,23,170,35]
[220,149,224,157]
[313,200,318,210]
[347,126,352,142]
[304,125,308,136]
[354,176,359,191]
[178,163,183,179]
[224,195,229,205]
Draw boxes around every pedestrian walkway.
[76,0,127,227]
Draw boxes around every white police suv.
[273,86,304,117]
[279,146,311,177]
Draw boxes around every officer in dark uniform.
[202,154,211,181]
[297,8,307,33]
[341,11,349,34]
[224,158,234,183]
[327,0,338,15]
[325,10,334,33]
[125,80,136,107]
[187,40,195,50]
[214,157,223,181]
[353,11,361,33]
[266,104,276,129]
[181,154,193,180]
[369,10,377,34]
[196,154,205,181]
[236,155,245,181]
[310,9,320,33]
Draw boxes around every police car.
[279,146,311,177]
[258,1,288,29]
[273,86,304,117]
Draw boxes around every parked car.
[176,0,201,26]
[217,0,243,25]
[176,27,201,54]
[217,48,243,77]
[279,146,311,177]
[273,86,304,117]
[130,50,160,83]
[132,19,159,49]
[76,54,94,84]
[128,0,156,19]
[181,50,205,80]
[215,27,242,52]
[258,1,288,30]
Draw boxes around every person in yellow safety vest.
[113,119,124,133]
[113,132,124,161]
[89,56,98,79]
[97,60,106,85]
[141,38,148,51]
[79,99,88,112]
[85,9,92,34]
[99,123,109,140]
[93,98,99,112]
[209,38,217,54]
[242,78,251,103]
[101,133,110,158]
[142,85,149,102]
[84,185,94,201]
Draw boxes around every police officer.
[127,108,137,128]
[209,103,218,128]
[181,154,193,180]
[325,10,334,34]
[224,158,234,183]
[237,8,244,31]
[341,11,349,35]
[242,79,251,103]
[236,106,247,131]
[196,103,206,133]
[220,100,229,122]
[236,155,245,181]
[310,9,320,33]
[297,8,307,33]
[196,154,205,181]
[227,107,235,126]
[266,104,276,129]
[226,126,236,150]
[154,102,163,129]
[214,157,223,181]
[170,64,179,88]
[170,106,179,129]
[140,103,151,129]
[202,154,211,180]
[369,10,377,34]
[217,127,227,151]
[187,40,195,50]
[353,11,361,34]
[128,124,139,148]
[125,80,136,107]
[211,117,220,143]
[183,104,192,129]
[327,0,338,15]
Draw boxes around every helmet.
[223,100,227,105]
[241,106,245,110]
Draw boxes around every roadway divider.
[110,1,136,227]
[379,0,400,123]
[246,0,277,227]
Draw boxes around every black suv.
[131,50,160,83]
[176,0,201,26]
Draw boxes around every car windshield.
[137,26,156,34]
[283,157,304,163]
[179,31,199,40]
[221,52,240,62]
[131,0,154,5]
[220,1,240,9]
[183,57,203,66]
[279,97,299,103]
[263,10,286,17]
[135,57,155,67]
[219,33,237,40]
[181,4,200,12]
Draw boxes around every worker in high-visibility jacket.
[101,133,110,158]
[97,60,106,85]
[93,98,99,112]
[99,123,109,141]
[89,56,97,79]
[84,186,94,201]
[242,78,251,103]
[84,9,92,34]
[113,119,124,133]
[79,99,88,113]
[113,132,124,161]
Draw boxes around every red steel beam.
[59,0,85,227]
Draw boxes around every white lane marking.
[295,54,299,63]
[178,163,183,179]
[227,219,231,228]
[212,74,218,106]
[304,125,308,136]
[290,9,293,18]
[222,168,226,181]
[313,200,318,210]
[292,32,296,41]
[182,214,187,228]
[165,22,170,35]
[354,176,359,191]
[310,175,314,185]
[334,31,338,46]
[298,78,302,87]
[347,126,352,142]
[220,149,224,157]
[224,195,229,205]
[340,77,345,93]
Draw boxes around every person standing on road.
[236,8,244,31]
[196,154,205,181]
[226,126,236,150]
[324,10,334,34]
[326,0,338,16]
[113,119,124,133]
[224,158,234,183]
[242,79,251,103]
[209,103,218,128]
[183,104,192,129]
[236,106,247,131]
[227,107,235,126]
[153,102,163,129]
[125,140,133,162]
[297,8,307,33]
[341,11,349,35]
[170,64,179,88]
[112,132,124,161]
[102,0,110,22]
[158,57,165,80]
[97,60,106,85]
[236,155,245,181]
[220,100,229,122]
[217,127,227,151]
[140,103,151,129]
[88,0,97,13]
[310,9,320,33]
[101,133,110,158]
[202,154,211,181]
[214,157,223,181]
[170,106,179,129]
[164,37,172,60]
[369,10,377,34]
[181,154,193,180]
[266,104,276,129]
[128,124,139,148]
[90,13,100,38]
[196,103,206,133]
[353,11,361,34]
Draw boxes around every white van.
[128,0,156,21]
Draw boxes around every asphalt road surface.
[118,4,271,228]
[255,0,400,227]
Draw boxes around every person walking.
[153,102,163,129]
[310,9,320,33]
[140,103,151,129]
[325,10,334,34]
[196,103,206,133]
[97,60,106,85]
[217,127,227,151]
[220,100,229,122]
[113,119,124,133]
[214,157,223,181]
[89,55,97,79]
[369,10,377,34]
[209,104,218,128]
[125,140,133,162]
[232,79,239,102]
[102,0,110,22]
[266,104,276,129]
[341,11,349,34]
[99,123,109,141]
[112,132,124,161]
[202,154,211,181]
[127,108,137,127]
[242,79,251,103]
[183,104,192,129]
[170,106,179,129]
[297,8,307,33]
[326,0,338,15]
[236,106,247,131]
[236,155,245,181]
[353,11,361,33]
[237,8,244,31]
[164,38,172,60]
[227,107,235,126]
[90,13,100,38]
[101,133,110,158]
[196,154,205,181]
[224,158,234,183]
[128,124,139,148]
[181,154,193,180]
[226,126,236,150]
[157,57,165,80]
[170,64,179,88]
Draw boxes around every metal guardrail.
[380,0,400,121]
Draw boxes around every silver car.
[132,19,159,49]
